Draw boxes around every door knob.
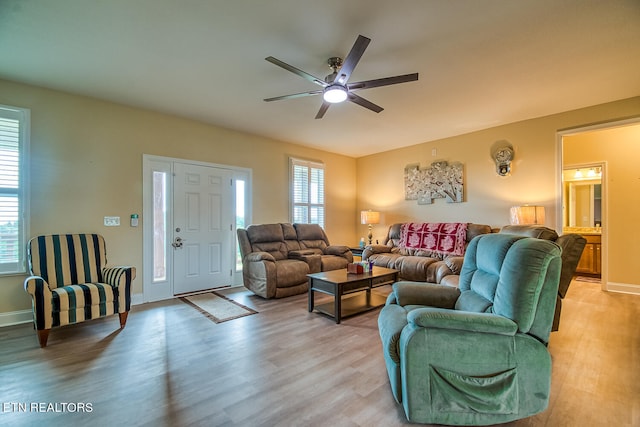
[172,237,185,249]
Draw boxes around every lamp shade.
[510,205,545,225]
[361,210,380,225]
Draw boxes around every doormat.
[180,291,257,323]
[575,276,601,283]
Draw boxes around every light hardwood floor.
[0,280,638,427]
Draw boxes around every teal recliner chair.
[378,233,562,425]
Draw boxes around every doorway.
[557,117,640,294]
[562,163,604,280]
[142,155,251,302]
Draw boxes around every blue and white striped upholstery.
[24,234,136,347]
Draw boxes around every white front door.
[172,162,234,294]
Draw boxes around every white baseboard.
[0,309,33,327]
[0,293,145,328]
[131,293,144,306]
[606,282,640,295]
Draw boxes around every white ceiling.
[1,0,639,158]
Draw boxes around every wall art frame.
[404,160,464,205]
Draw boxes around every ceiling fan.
[264,35,419,119]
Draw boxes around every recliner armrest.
[362,244,392,260]
[245,252,276,262]
[378,304,409,364]
[444,256,464,274]
[408,307,518,335]
[391,281,460,308]
[289,251,322,273]
[288,249,318,259]
[324,245,350,257]
[324,245,354,263]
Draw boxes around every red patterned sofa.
[362,222,493,284]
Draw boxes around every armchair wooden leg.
[119,312,129,329]
[37,329,50,348]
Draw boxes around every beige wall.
[0,79,357,313]
[564,124,640,286]
[1,77,638,316]
[355,97,640,288]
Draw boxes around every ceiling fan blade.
[315,101,331,119]
[333,35,370,85]
[348,73,419,91]
[265,56,327,87]
[264,90,323,102]
[347,93,384,113]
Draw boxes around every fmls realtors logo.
[2,402,93,413]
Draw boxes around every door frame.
[555,116,640,294]
[142,154,252,303]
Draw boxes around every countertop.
[562,227,602,235]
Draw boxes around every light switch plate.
[104,216,120,226]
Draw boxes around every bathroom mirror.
[562,168,602,227]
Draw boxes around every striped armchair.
[23,234,136,347]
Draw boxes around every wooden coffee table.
[307,266,399,324]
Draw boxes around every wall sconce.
[510,205,545,225]
[360,210,380,245]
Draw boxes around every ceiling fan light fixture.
[265,35,418,118]
[323,85,348,103]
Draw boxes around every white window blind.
[290,158,324,228]
[0,105,29,274]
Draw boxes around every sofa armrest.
[289,250,322,273]
[324,245,351,257]
[24,275,53,296]
[246,251,276,263]
[24,276,53,330]
[391,281,460,308]
[444,256,464,274]
[440,274,460,287]
[102,266,136,312]
[102,266,136,287]
[362,244,392,260]
[289,249,318,259]
[431,256,464,284]
[408,307,518,336]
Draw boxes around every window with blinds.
[290,158,324,228]
[0,105,29,274]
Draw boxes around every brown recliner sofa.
[362,223,493,284]
[237,223,353,298]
